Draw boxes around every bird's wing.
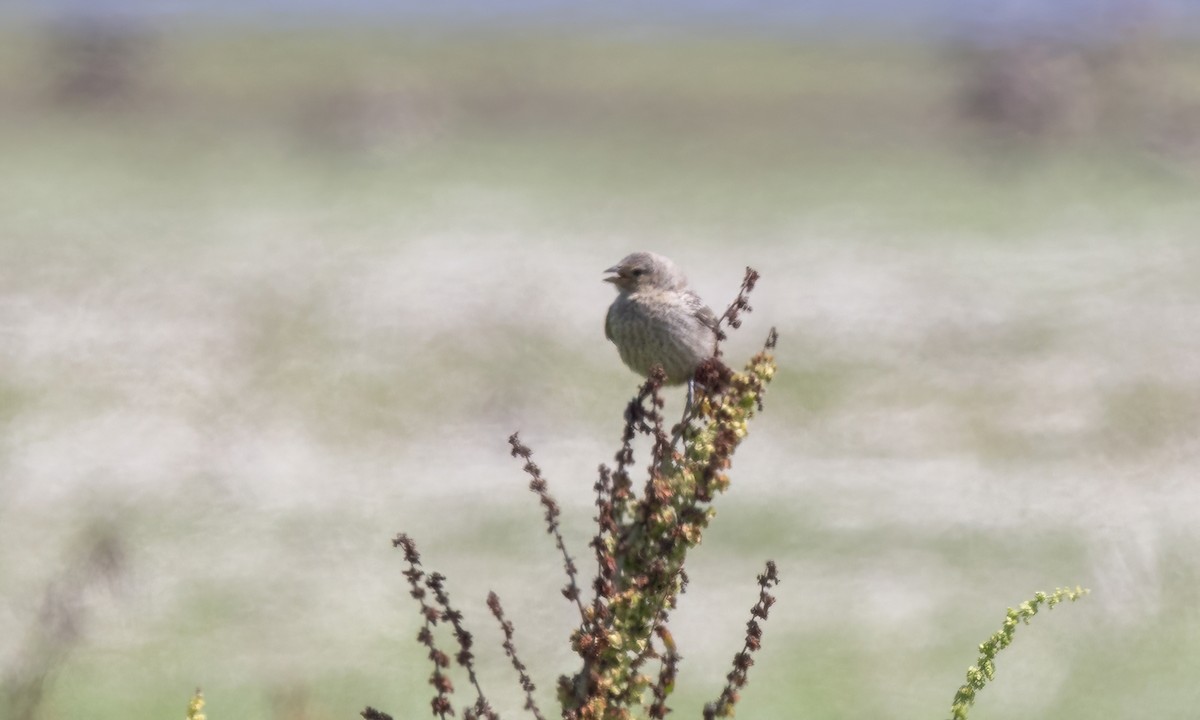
[687,291,720,333]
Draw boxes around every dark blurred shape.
[958,40,1098,143]
[2,526,126,720]
[950,9,1200,178]
[44,18,151,108]
[270,684,313,720]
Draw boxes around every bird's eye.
[631,268,645,277]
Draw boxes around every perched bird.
[604,251,719,387]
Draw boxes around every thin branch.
[390,533,455,719]
[616,368,669,555]
[647,625,682,719]
[676,266,763,441]
[591,464,617,603]
[427,572,499,720]
[644,366,672,473]
[508,433,587,621]
[703,561,780,719]
[487,592,549,720]
[627,566,688,676]
[713,267,761,356]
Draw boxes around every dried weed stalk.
[365,268,779,720]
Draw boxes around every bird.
[603,251,720,392]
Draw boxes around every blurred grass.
[3,26,1199,246]
[2,20,1199,720]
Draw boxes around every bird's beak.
[603,265,622,284]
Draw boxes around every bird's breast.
[605,292,715,384]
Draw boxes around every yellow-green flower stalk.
[186,689,205,720]
[950,587,1089,720]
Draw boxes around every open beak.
[603,265,622,284]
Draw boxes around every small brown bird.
[604,252,719,387]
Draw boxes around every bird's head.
[603,252,687,293]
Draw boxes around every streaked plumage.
[604,252,719,385]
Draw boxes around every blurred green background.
[2,5,1200,719]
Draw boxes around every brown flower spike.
[367,265,778,720]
